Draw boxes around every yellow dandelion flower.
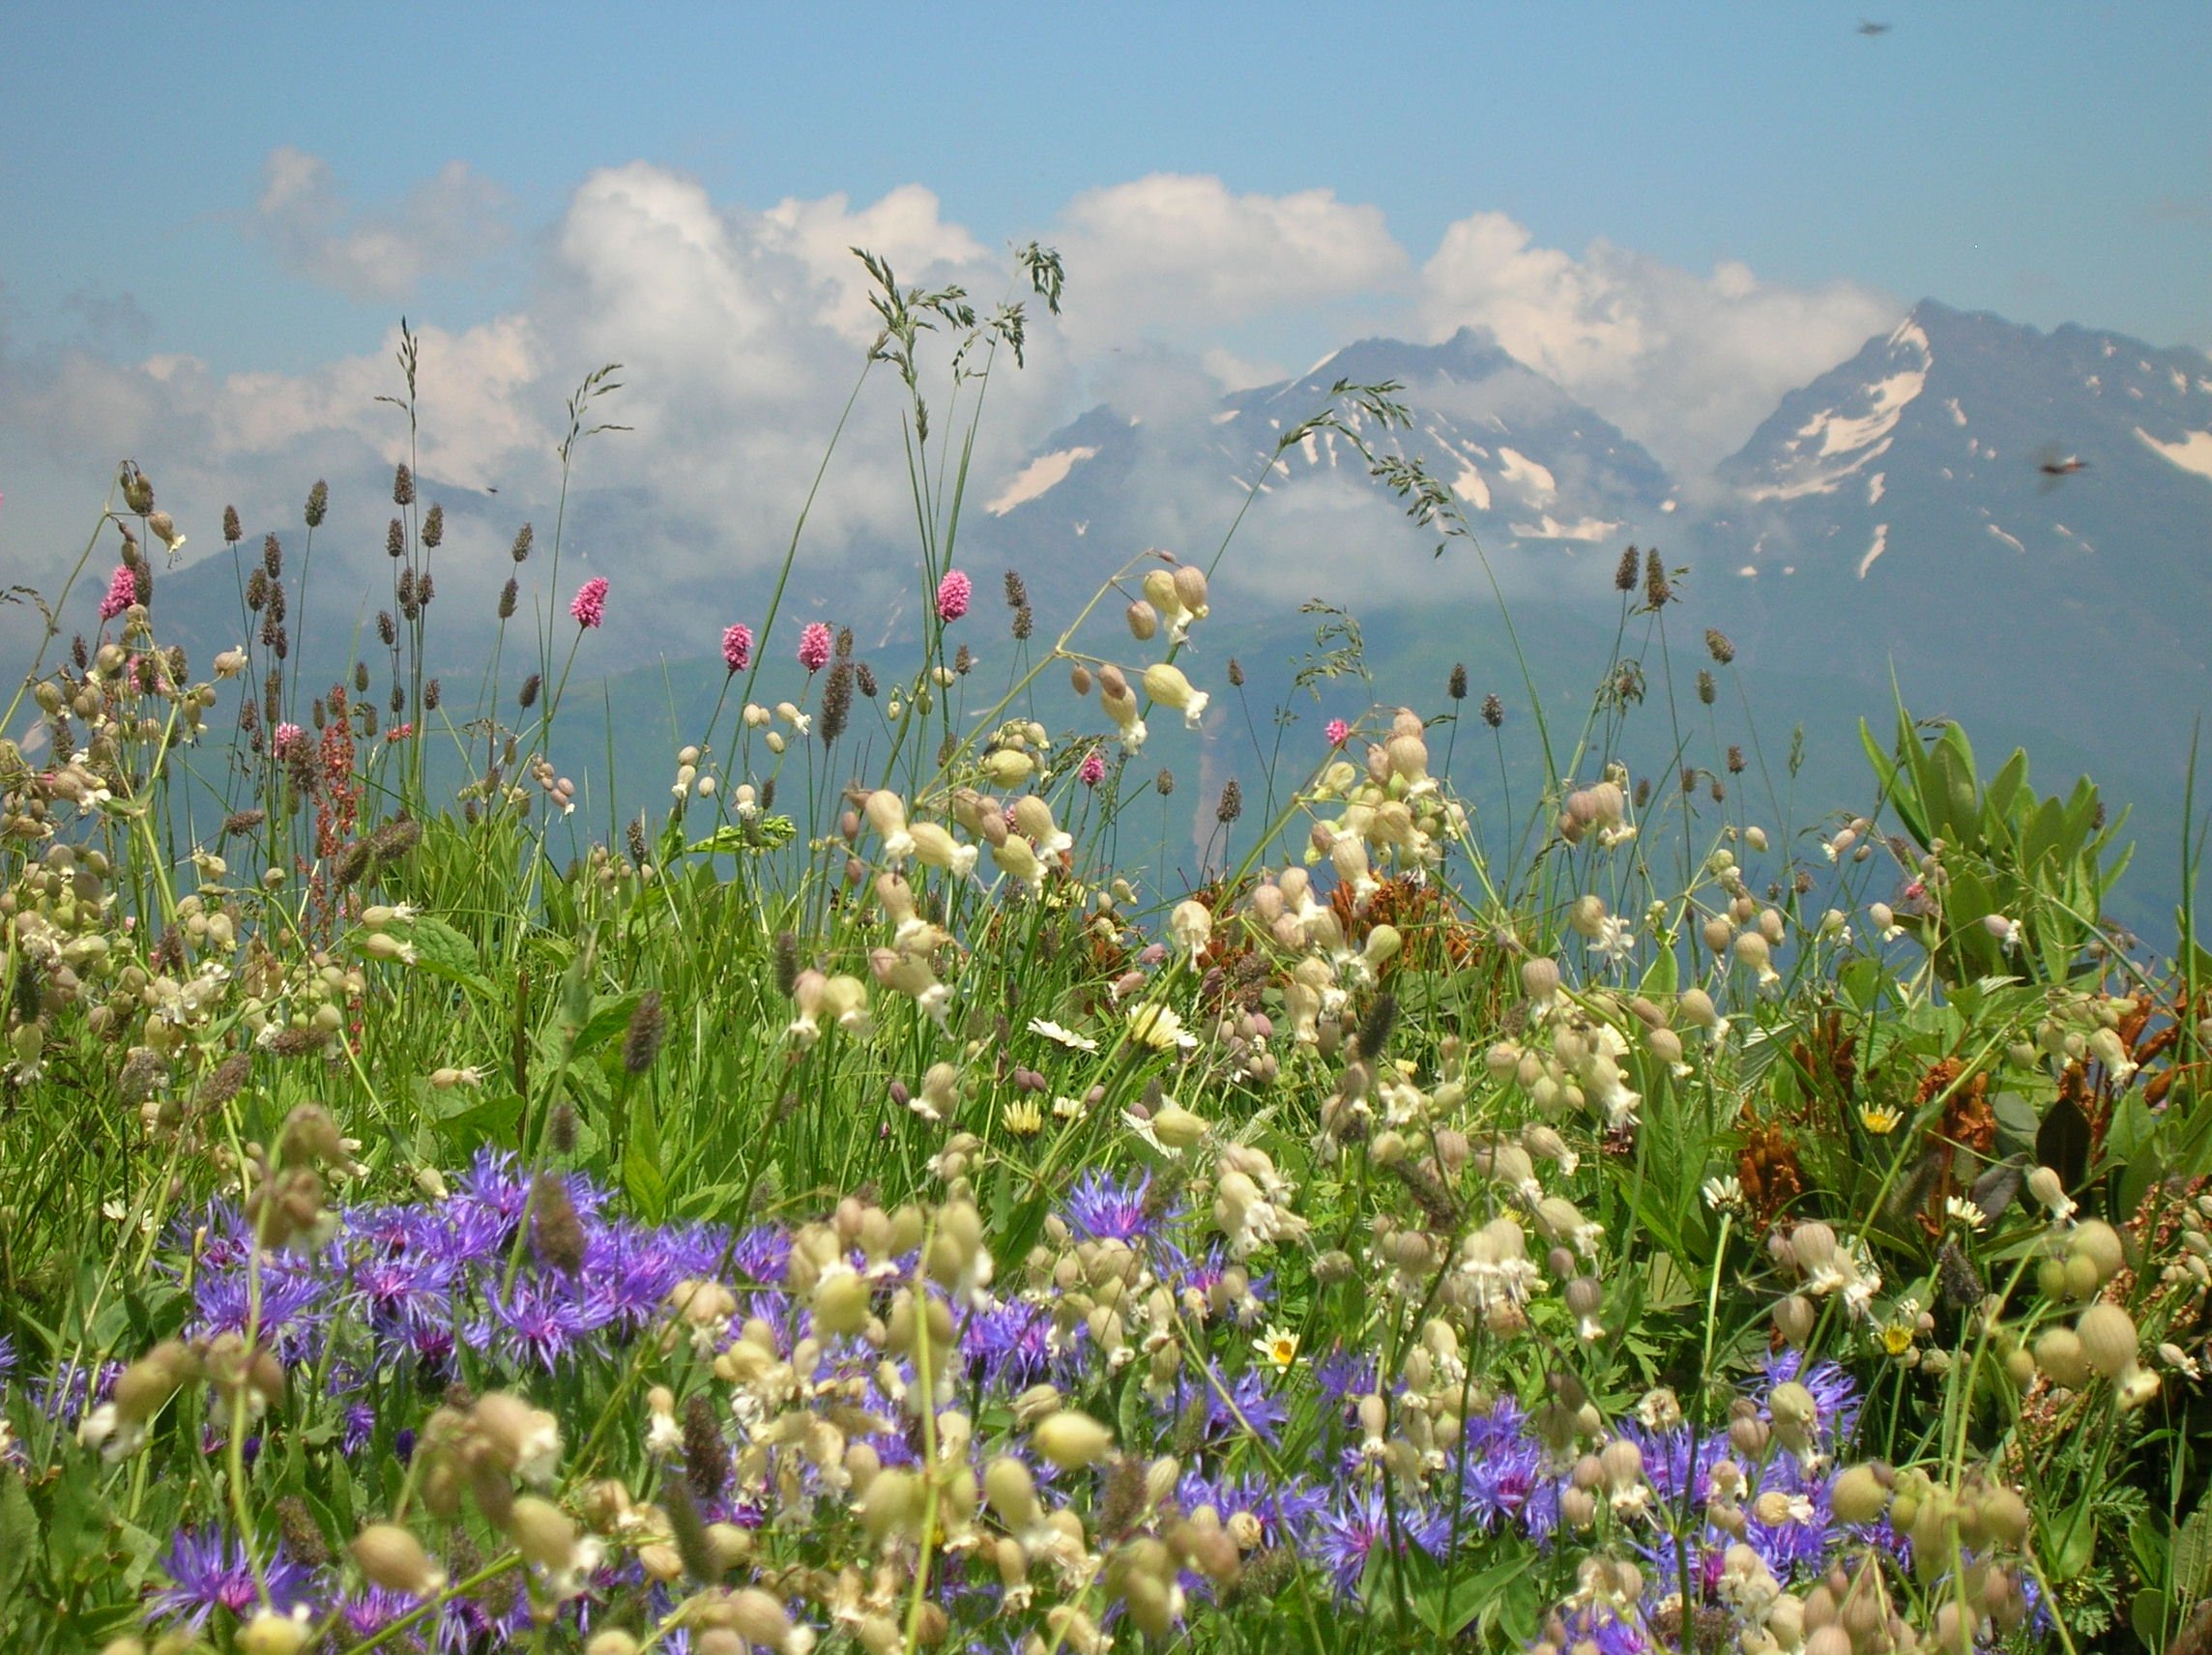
[1859,1104,1903,1136]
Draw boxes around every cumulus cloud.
[1057,174,1407,348]
[1419,212,1897,474]
[252,147,513,302]
[2,160,1913,682]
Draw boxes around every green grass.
[0,245,2207,1655]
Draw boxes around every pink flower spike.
[273,722,306,759]
[569,576,609,629]
[798,622,832,673]
[936,568,972,623]
[99,565,135,622]
[1079,749,1106,787]
[721,623,753,674]
[1324,718,1351,748]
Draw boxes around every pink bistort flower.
[1079,749,1106,787]
[99,565,136,622]
[936,568,972,623]
[569,577,609,629]
[798,622,832,673]
[272,722,307,759]
[1324,717,1351,748]
[721,624,753,674]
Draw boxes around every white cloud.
[1419,212,1897,473]
[1057,174,1407,347]
[253,147,513,302]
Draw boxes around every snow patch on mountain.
[1496,447,1556,502]
[2136,427,2212,482]
[987,447,1097,515]
[1857,523,1888,579]
[1510,513,1617,543]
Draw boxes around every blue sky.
[2,1,2207,613]
[7,2,2207,370]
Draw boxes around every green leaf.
[573,994,642,1060]
[2176,1487,2212,1606]
[406,915,488,993]
[0,1468,38,1601]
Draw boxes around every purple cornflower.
[32,1357,120,1425]
[569,576,609,629]
[721,623,753,674]
[961,1298,1062,1390]
[1157,1366,1288,1450]
[100,564,136,622]
[1310,1346,1379,1407]
[1309,1484,1448,1601]
[338,1584,431,1647]
[1452,1431,1549,1531]
[149,1525,316,1628]
[472,1274,616,1370]
[936,568,973,623]
[189,1262,328,1351]
[1062,1169,1158,1244]
[798,622,832,673]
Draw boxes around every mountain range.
[127,296,2212,932]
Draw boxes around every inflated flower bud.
[1126,601,1158,641]
[2070,1218,2125,1284]
[1828,1465,1890,1526]
[2075,1302,2139,1379]
[352,1524,446,1595]
[1033,1410,1116,1469]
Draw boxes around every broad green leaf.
[0,1468,38,1601]
[406,915,488,993]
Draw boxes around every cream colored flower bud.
[727,1589,796,1651]
[236,1611,309,1655]
[1142,662,1208,727]
[2076,1302,2138,1379]
[1677,987,1717,1028]
[352,1524,446,1595]
[2071,1218,2125,1284]
[1173,565,1209,616]
[505,1495,577,1569]
[1149,1102,1209,1148]
[1522,957,1560,1002]
[1033,1410,1115,1469]
[1745,826,1768,852]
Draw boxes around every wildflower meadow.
[1,247,2208,1655]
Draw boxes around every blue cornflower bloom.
[148,1525,316,1628]
[1308,1484,1448,1600]
[1062,1169,1159,1243]
[339,1583,430,1647]
[189,1260,328,1348]
[1452,1431,1548,1531]
[1309,1344,1377,1407]
[961,1298,1062,1390]
[471,1273,617,1370]
[32,1357,119,1425]
[1154,1366,1288,1451]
